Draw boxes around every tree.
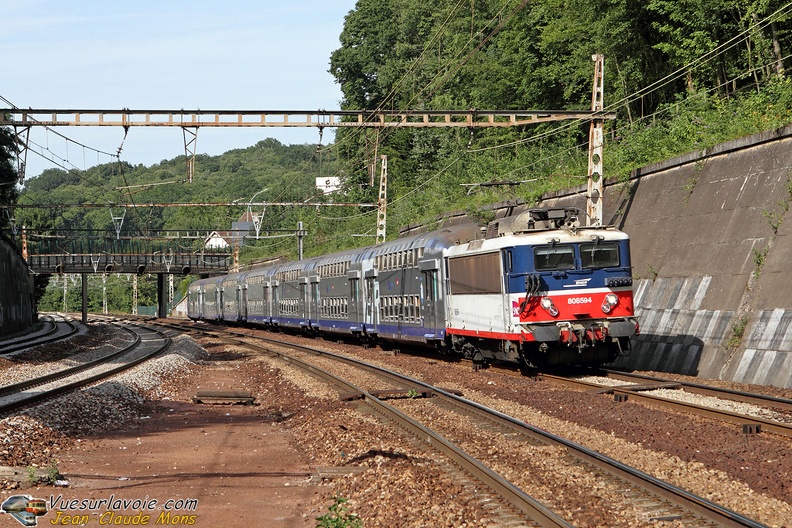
[0,126,19,232]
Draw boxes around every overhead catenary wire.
[0,94,117,168]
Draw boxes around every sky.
[1,1,357,179]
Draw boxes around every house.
[204,231,232,249]
[204,212,255,250]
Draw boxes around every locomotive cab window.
[580,242,619,268]
[534,245,575,271]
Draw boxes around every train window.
[534,245,575,271]
[580,242,620,268]
[449,253,502,294]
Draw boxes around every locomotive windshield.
[580,242,620,268]
[533,242,621,271]
[534,245,575,271]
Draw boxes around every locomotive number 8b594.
[187,207,638,368]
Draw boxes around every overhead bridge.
[18,231,233,321]
[26,251,230,276]
[22,230,233,276]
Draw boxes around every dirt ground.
[39,363,321,527]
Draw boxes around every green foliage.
[727,314,750,349]
[762,203,787,234]
[682,176,698,205]
[752,245,770,277]
[315,497,362,528]
[36,273,160,313]
[646,263,659,280]
[26,466,38,487]
[45,461,62,484]
[0,126,20,231]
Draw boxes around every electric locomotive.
[187,207,638,368]
[444,207,637,367]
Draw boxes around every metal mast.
[587,54,605,227]
[376,155,388,244]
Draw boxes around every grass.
[315,497,362,528]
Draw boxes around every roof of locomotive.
[447,224,628,257]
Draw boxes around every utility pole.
[169,274,174,313]
[376,155,388,244]
[102,274,108,314]
[132,274,138,315]
[587,54,605,227]
[297,222,306,260]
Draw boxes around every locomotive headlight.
[540,297,559,317]
[601,293,619,314]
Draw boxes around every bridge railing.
[26,252,232,275]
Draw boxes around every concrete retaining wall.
[535,124,792,388]
[0,235,35,336]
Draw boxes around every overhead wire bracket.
[182,125,198,183]
[110,207,126,239]
[12,124,31,183]
[248,203,266,239]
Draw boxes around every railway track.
[156,320,769,527]
[0,314,79,355]
[153,321,563,526]
[541,369,792,439]
[0,321,171,415]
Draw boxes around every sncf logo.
[563,278,591,288]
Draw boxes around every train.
[187,207,638,367]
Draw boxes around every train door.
[217,287,224,321]
[503,245,535,329]
[419,259,440,335]
[200,287,206,318]
[272,281,280,322]
[309,276,320,325]
[263,281,271,321]
[363,269,378,332]
[502,248,516,329]
[348,272,361,326]
[397,267,406,337]
[298,277,308,325]
[237,284,248,322]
